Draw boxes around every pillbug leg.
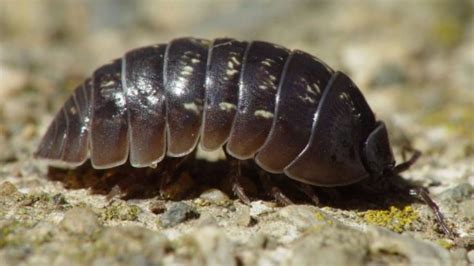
[229,159,251,205]
[224,150,252,204]
[294,182,320,205]
[259,171,294,206]
[410,187,454,238]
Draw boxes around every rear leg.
[224,151,252,204]
[292,182,320,205]
[259,171,294,206]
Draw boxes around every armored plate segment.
[226,41,290,159]
[255,50,334,173]
[284,72,377,186]
[91,59,129,169]
[60,87,90,165]
[124,45,167,167]
[201,38,248,151]
[164,38,210,157]
[35,108,66,161]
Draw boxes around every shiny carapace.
[36,37,397,187]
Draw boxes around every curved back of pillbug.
[200,38,248,151]
[225,41,290,160]
[255,50,334,173]
[164,38,210,157]
[90,59,129,169]
[35,37,399,188]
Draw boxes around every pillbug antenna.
[391,147,454,238]
[409,187,455,238]
[393,147,421,175]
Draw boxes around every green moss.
[74,202,90,209]
[25,192,51,204]
[421,101,473,141]
[100,200,141,221]
[170,236,199,258]
[31,231,54,246]
[0,221,21,248]
[431,16,463,48]
[360,206,419,233]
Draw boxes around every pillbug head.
[361,121,396,178]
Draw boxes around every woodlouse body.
[36,37,397,187]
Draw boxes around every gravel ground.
[0,1,473,265]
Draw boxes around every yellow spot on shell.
[183,102,201,114]
[254,110,274,119]
[219,102,236,112]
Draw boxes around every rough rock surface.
[0,1,472,265]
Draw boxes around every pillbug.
[35,37,452,236]
[36,37,399,181]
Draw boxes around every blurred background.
[0,1,473,264]
[0,0,472,183]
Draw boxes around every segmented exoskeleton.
[36,37,399,186]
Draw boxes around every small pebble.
[0,181,19,196]
[188,226,236,266]
[367,226,451,265]
[149,200,167,214]
[60,207,100,236]
[278,205,332,231]
[52,193,67,205]
[94,226,169,264]
[288,245,362,266]
[450,248,467,265]
[467,250,474,263]
[26,221,56,244]
[199,188,230,203]
[160,202,199,228]
[440,183,473,202]
[250,201,274,218]
[234,203,251,226]
[197,212,218,227]
[459,199,474,220]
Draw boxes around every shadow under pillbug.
[36,37,411,187]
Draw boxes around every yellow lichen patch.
[436,238,455,250]
[422,103,473,140]
[0,220,23,248]
[192,198,211,207]
[314,211,325,221]
[100,200,141,221]
[359,206,419,233]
